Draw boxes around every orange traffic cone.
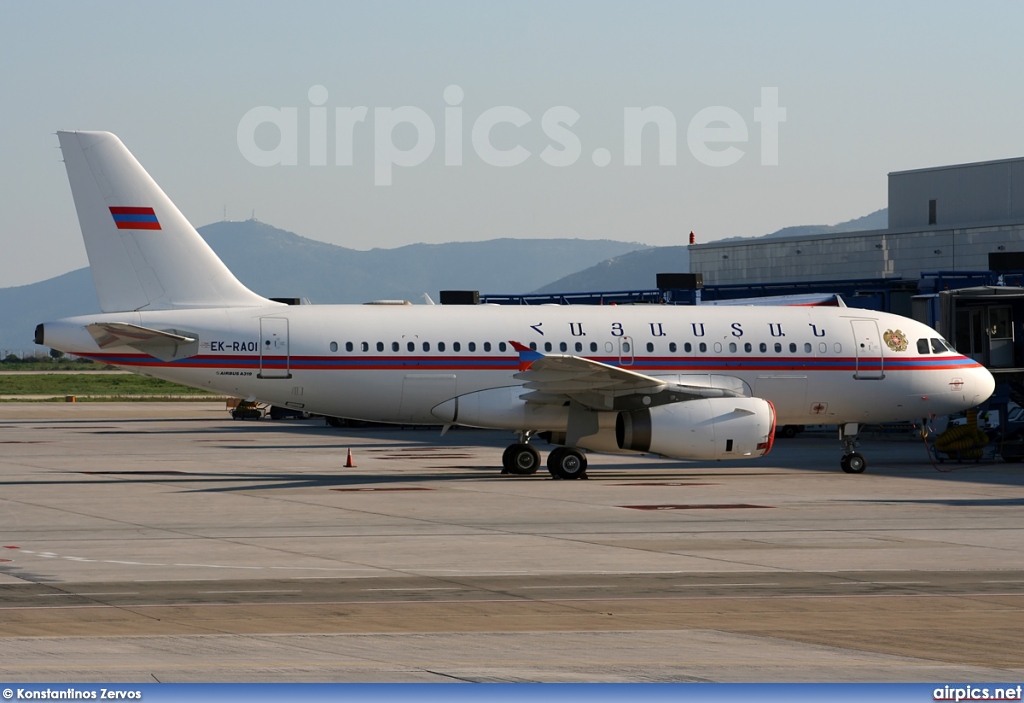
[345,448,356,468]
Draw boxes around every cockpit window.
[932,338,952,353]
[917,339,930,354]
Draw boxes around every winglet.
[509,340,543,372]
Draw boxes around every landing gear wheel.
[547,447,588,480]
[841,453,867,474]
[502,443,540,475]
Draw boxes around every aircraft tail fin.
[57,130,278,313]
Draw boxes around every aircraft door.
[619,335,634,367]
[259,317,291,379]
[851,320,884,380]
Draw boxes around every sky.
[2,0,1024,287]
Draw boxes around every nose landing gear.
[840,423,867,474]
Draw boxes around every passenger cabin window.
[560,342,568,352]
[498,342,507,352]
[744,342,752,353]
[453,342,461,352]
[699,342,707,353]
[622,342,631,352]
[774,342,782,353]
[529,342,537,351]
[484,342,492,352]
[468,342,477,352]
[575,342,583,352]
[917,339,930,354]
[438,341,446,352]
[391,342,398,352]
[378,342,386,352]
[729,342,737,353]
[789,343,796,353]
[646,342,654,353]
[361,342,369,352]
[407,341,415,352]
[330,342,338,352]
[544,342,552,352]
[669,342,677,352]
[684,342,692,352]
[590,342,598,352]
[345,342,353,352]
[423,342,430,352]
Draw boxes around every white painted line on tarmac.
[674,582,780,587]
[199,589,302,594]
[363,587,460,592]
[72,592,140,596]
[6,591,1023,612]
[519,585,618,590]
[35,592,140,597]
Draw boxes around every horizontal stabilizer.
[86,322,198,362]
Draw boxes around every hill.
[534,209,888,294]
[0,221,645,353]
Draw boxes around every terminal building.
[687,156,1024,382]
[690,156,1024,285]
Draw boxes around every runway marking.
[331,487,434,492]
[620,504,773,510]
[674,582,780,587]
[519,585,617,590]
[831,581,928,585]
[199,590,302,594]
[2,591,1022,613]
[73,592,140,596]
[610,482,718,487]
[36,592,139,597]
[364,587,460,592]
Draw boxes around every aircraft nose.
[973,364,996,406]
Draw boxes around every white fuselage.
[46,303,995,429]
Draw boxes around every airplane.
[36,131,996,478]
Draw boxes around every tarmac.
[1,402,1022,682]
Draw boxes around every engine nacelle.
[431,386,568,430]
[616,397,775,460]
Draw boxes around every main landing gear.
[501,433,588,479]
[840,423,867,474]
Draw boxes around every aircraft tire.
[547,447,588,480]
[503,443,540,475]
[841,453,867,474]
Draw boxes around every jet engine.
[615,397,775,460]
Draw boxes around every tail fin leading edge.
[57,130,275,313]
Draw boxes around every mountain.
[532,247,691,294]
[534,209,888,294]
[199,221,645,301]
[0,269,99,353]
[724,208,888,241]
[0,221,646,353]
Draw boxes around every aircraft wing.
[510,341,744,412]
[86,322,198,362]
